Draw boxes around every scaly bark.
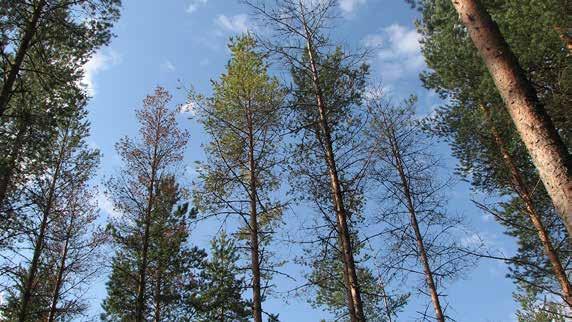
[451,0,572,237]
[481,104,572,307]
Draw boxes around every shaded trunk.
[47,220,73,322]
[0,122,26,209]
[135,142,159,322]
[451,0,572,237]
[0,0,46,118]
[481,104,572,307]
[247,106,263,322]
[300,11,365,321]
[18,130,67,322]
[153,268,162,322]
[389,128,445,322]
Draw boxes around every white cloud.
[363,24,425,83]
[186,0,207,14]
[339,0,366,14]
[161,60,176,72]
[215,14,249,34]
[81,49,121,96]
[179,101,196,115]
[97,191,121,218]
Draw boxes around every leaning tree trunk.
[0,0,46,118]
[47,221,72,322]
[18,130,67,322]
[389,129,445,322]
[0,122,26,209]
[247,108,263,322]
[451,0,572,237]
[302,30,366,322]
[481,104,572,307]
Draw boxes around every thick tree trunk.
[47,223,72,322]
[390,129,445,322]
[0,0,46,118]
[481,104,572,307]
[247,109,263,322]
[18,130,67,322]
[301,24,365,322]
[451,0,572,237]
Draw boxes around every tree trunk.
[300,15,365,322]
[47,220,72,322]
[153,268,162,322]
[389,128,445,322]
[451,0,572,237]
[247,107,263,322]
[481,104,572,307]
[18,130,67,322]
[0,122,26,209]
[0,0,47,118]
[135,145,159,322]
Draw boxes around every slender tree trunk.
[379,278,394,322]
[18,130,67,322]
[300,11,365,321]
[247,108,263,322]
[135,145,159,322]
[389,129,445,322]
[0,0,46,118]
[47,221,72,322]
[153,268,162,322]
[450,0,572,237]
[0,122,26,209]
[481,104,572,306]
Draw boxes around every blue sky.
[84,0,519,320]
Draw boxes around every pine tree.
[193,35,286,322]
[241,2,374,319]
[366,92,479,321]
[416,0,571,311]
[101,87,205,321]
[0,0,121,118]
[0,104,102,321]
[102,176,207,322]
[196,232,251,322]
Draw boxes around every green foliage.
[195,232,251,322]
[515,291,567,322]
[288,47,388,319]
[0,104,101,321]
[193,35,287,308]
[102,176,206,321]
[417,0,571,308]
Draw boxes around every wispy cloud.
[339,0,366,14]
[97,191,121,218]
[179,101,196,115]
[363,24,425,83]
[81,49,121,96]
[215,14,249,34]
[160,60,176,72]
[186,0,207,14]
